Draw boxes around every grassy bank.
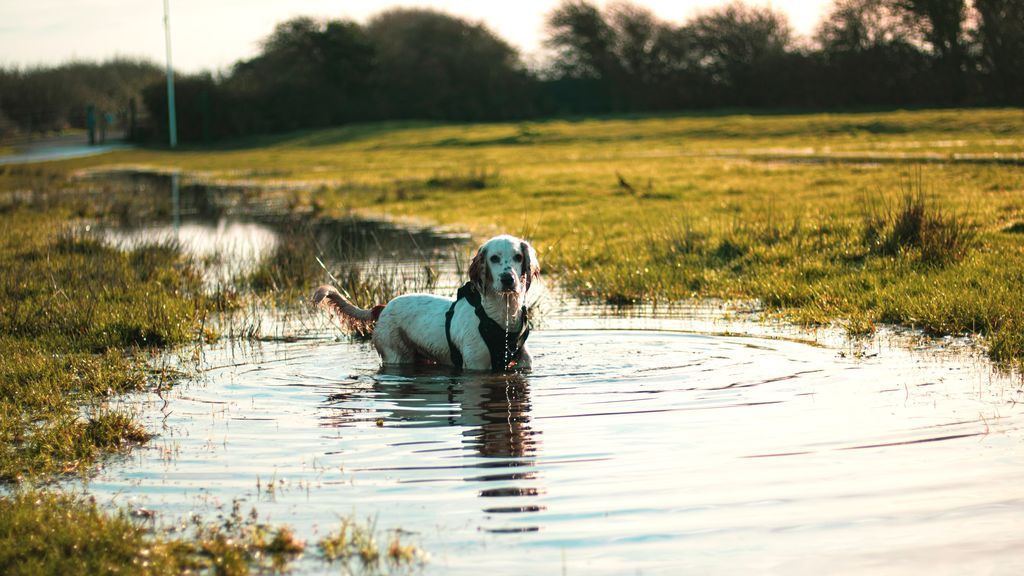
[50,108,1024,365]
[0,107,1019,569]
[0,186,210,481]
[0,171,429,573]
[0,174,205,571]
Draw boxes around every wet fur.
[314,235,539,371]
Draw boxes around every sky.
[1,1,832,74]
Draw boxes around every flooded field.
[82,172,1024,574]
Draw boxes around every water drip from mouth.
[504,293,512,369]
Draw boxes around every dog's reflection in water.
[320,370,543,526]
[320,368,538,459]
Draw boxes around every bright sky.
[1,1,831,73]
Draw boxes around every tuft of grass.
[247,223,322,294]
[0,491,191,575]
[0,491,313,575]
[426,167,498,190]
[863,188,977,265]
[190,500,306,574]
[318,517,423,572]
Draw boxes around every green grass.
[0,172,428,573]
[318,516,423,572]
[0,491,190,575]
[0,176,242,571]
[50,108,1024,366]
[0,107,1019,570]
[0,491,313,575]
[0,197,213,481]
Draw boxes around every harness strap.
[445,282,530,371]
[445,299,463,368]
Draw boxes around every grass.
[48,107,1024,365]
[0,107,1019,569]
[318,516,423,573]
[0,174,211,570]
[0,491,190,575]
[0,170,429,573]
[0,492,313,575]
[0,201,210,481]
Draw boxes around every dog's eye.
[513,254,523,262]
[489,255,500,263]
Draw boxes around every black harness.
[445,282,530,372]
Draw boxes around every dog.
[313,235,539,371]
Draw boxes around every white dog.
[313,235,539,371]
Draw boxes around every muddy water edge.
[69,171,1024,574]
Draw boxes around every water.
[91,323,1023,574]
[92,169,469,287]
[81,171,1024,574]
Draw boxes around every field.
[2,108,1023,572]
[54,107,1024,363]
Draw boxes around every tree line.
[2,0,1021,143]
[0,59,163,139]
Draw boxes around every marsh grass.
[0,199,214,481]
[863,183,977,265]
[0,491,190,575]
[0,491,316,575]
[318,517,423,573]
[0,178,273,573]
[35,109,1024,368]
[0,169,439,572]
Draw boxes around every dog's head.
[469,235,540,295]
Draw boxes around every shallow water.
[83,171,1024,574]
[85,313,1023,574]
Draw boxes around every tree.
[226,17,375,131]
[814,0,932,105]
[365,8,532,121]
[0,59,161,137]
[545,1,619,80]
[685,2,793,105]
[974,0,1024,103]
[889,0,969,103]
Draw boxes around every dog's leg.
[458,340,492,371]
[371,318,418,365]
[516,347,533,371]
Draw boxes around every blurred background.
[1,0,1021,144]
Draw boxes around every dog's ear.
[520,240,540,292]
[469,246,488,291]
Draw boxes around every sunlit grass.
[318,516,424,573]
[0,492,314,575]
[0,198,213,481]
[46,108,1024,367]
[1,107,1019,570]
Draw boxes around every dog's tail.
[312,285,385,332]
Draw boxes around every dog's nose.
[500,272,515,289]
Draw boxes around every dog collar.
[445,282,530,371]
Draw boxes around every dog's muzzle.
[499,272,516,291]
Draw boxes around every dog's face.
[469,235,540,294]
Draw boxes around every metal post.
[163,0,178,148]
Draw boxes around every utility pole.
[163,0,178,148]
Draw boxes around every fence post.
[86,105,96,145]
